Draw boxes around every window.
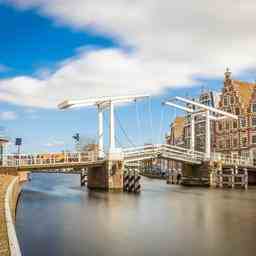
[241,150,249,158]
[252,103,256,113]
[233,138,238,147]
[233,120,237,129]
[240,118,246,128]
[223,96,228,106]
[185,127,190,137]
[252,135,256,144]
[230,96,234,104]
[219,140,224,149]
[226,121,229,130]
[235,108,240,115]
[252,117,256,127]
[226,139,231,148]
[218,122,222,131]
[242,137,247,147]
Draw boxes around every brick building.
[182,90,220,152]
[215,69,256,164]
[165,90,220,171]
[166,116,185,146]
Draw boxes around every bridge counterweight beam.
[98,105,104,159]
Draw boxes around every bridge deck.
[0,144,255,171]
[0,161,105,173]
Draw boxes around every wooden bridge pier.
[210,166,248,189]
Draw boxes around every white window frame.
[252,134,256,144]
[223,96,228,106]
[252,117,256,127]
[252,103,256,113]
[240,118,246,128]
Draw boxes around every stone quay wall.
[0,172,27,256]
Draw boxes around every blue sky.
[0,1,255,153]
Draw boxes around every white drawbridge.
[2,94,252,169]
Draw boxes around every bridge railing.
[211,153,253,167]
[159,144,204,163]
[159,144,205,163]
[2,151,98,167]
[123,144,159,162]
[123,144,204,163]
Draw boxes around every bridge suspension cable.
[159,103,166,143]
[148,97,154,144]
[115,111,136,147]
[135,99,142,146]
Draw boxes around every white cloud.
[0,111,17,120]
[2,0,256,108]
[45,140,65,147]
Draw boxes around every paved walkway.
[0,175,15,256]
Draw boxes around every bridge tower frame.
[58,94,149,159]
[165,96,238,159]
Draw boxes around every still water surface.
[16,173,256,256]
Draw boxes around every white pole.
[205,110,211,159]
[190,115,195,151]
[1,143,7,166]
[109,100,115,152]
[98,105,104,158]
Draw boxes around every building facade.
[183,90,220,152]
[0,137,8,166]
[215,69,256,164]
[166,116,185,146]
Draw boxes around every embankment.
[0,171,29,256]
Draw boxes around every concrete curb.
[5,177,22,256]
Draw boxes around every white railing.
[3,146,253,169]
[159,144,204,163]
[123,144,204,164]
[2,151,98,168]
[211,153,253,167]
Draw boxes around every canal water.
[16,173,256,256]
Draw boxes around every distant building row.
[167,69,256,164]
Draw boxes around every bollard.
[244,168,248,190]
[219,169,223,188]
[123,168,141,193]
[231,168,235,188]
[80,168,87,187]
[134,173,141,193]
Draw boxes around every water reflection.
[16,173,256,256]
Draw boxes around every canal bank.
[0,172,28,256]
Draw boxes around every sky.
[1,0,256,153]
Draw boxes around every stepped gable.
[232,79,255,108]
